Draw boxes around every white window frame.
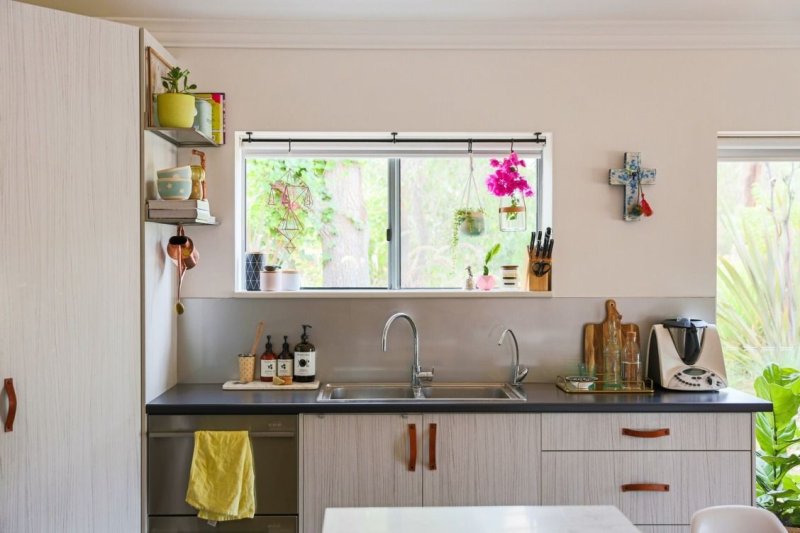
[234,132,553,293]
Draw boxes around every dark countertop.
[146,383,771,415]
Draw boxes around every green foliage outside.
[754,364,800,526]
[245,156,536,288]
[717,162,800,392]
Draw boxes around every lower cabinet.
[302,414,423,533]
[541,451,751,524]
[541,413,754,531]
[302,413,541,533]
[422,413,541,507]
[302,412,753,533]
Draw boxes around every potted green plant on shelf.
[452,208,486,247]
[754,364,800,530]
[157,66,198,128]
[476,243,501,291]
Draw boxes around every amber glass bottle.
[277,335,294,385]
[293,325,316,383]
[260,335,277,383]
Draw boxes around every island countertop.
[146,382,771,415]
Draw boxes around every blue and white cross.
[609,152,656,221]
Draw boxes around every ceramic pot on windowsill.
[476,275,495,291]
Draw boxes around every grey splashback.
[177,297,715,384]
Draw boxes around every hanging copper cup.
[167,225,199,314]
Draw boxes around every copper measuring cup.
[167,225,199,314]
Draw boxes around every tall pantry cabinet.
[0,1,142,531]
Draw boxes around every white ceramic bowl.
[156,165,193,200]
[156,165,192,181]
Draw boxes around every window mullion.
[387,159,401,289]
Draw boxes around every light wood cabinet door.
[0,2,140,532]
[422,413,541,507]
[542,413,751,451]
[302,414,423,533]
[541,451,751,526]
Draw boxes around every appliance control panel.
[667,367,725,390]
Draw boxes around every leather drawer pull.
[622,428,670,438]
[428,423,437,471]
[5,378,16,433]
[408,423,417,472]
[621,483,670,492]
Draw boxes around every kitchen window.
[716,135,800,391]
[236,132,550,291]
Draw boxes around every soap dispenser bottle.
[277,335,294,385]
[293,324,316,383]
[260,335,277,382]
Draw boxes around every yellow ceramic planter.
[157,93,197,128]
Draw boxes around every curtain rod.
[242,131,546,146]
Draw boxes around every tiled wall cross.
[609,152,656,221]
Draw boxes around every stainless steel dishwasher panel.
[149,515,297,532]
[148,414,298,516]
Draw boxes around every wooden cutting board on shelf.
[583,299,639,378]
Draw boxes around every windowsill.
[232,289,553,299]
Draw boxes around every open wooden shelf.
[145,126,219,147]
[146,218,218,226]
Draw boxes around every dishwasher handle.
[149,431,295,438]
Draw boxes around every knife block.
[526,253,551,292]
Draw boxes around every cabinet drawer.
[541,451,751,525]
[542,413,751,451]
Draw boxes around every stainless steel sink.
[317,382,526,402]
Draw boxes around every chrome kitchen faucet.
[499,328,528,385]
[382,313,434,389]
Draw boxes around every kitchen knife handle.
[407,423,417,472]
[428,423,437,471]
[622,428,670,438]
[621,483,670,492]
[4,378,16,433]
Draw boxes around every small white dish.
[565,376,598,390]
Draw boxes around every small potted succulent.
[157,66,198,128]
[476,243,501,291]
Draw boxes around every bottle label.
[294,351,316,377]
[261,359,276,378]
[277,360,293,377]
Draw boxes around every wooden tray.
[223,380,320,391]
[556,376,654,394]
[583,299,640,378]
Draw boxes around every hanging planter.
[486,151,533,232]
[452,149,486,247]
[498,191,527,232]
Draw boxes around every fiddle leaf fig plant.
[161,66,197,94]
[754,364,800,527]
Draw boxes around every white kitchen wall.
[157,46,800,383]
[170,47,800,298]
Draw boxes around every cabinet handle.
[621,483,670,492]
[622,428,670,438]
[4,378,16,433]
[408,423,417,472]
[428,423,437,471]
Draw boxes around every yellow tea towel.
[185,430,255,522]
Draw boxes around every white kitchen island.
[321,505,640,533]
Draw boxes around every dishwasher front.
[148,414,298,532]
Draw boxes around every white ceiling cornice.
[111,17,800,50]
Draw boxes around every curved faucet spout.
[499,328,528,385]
[382,313,433,388]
